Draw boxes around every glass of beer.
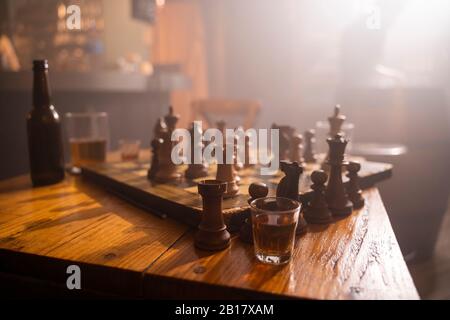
[250,197,301,265]
[65,112,109,168]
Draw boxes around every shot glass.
[250,197,301,265]
[119,139,141,161]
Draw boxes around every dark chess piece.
[328,105,346,137]
[195,180,231,251]
[290,134,305,164]
[148,138,162,180]
[153,117,167,140]
[154,106,182,183]
[272,124,292,161]
[303,170,332,224]
[185,123,208,179]
[296,211,308,235]
[212,120,226,159]
[303,129,317,163]
[322,105,346,171]
[248,182,269,201]
[239,182,269,244]
[276,161,307,235]
[325,133,353,217]
[216,120,226,134]
[346,161,365,209]
[216,145,240,198]
[276,161,302,201]
[216,120,227,145]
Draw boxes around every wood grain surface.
[80,154,392,231]
[0,174,419,299]
[144,188,419,299]
[0,175,188,297]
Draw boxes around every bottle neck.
[33,68,51,108]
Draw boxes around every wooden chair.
[190,99,261,129]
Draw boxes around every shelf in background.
[0,66,191,93]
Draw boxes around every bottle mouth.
[33,60,49,70]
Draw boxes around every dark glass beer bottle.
[27,60,65,187]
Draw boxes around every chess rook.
[195,180,231,251]
[325,133,353,217]
[346,161,365,209]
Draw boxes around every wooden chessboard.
[81,155,392,232]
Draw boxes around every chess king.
[325,133,353,217]
[153,107,182,182]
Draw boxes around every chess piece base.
[154,172,182,183]
[295,214,308,235]
[351,196,365,210]
[304,207,332,225]
[223,181,240,198]
[330,202,353,217]
[195,227,231,251]
[147,169,156,180]
[239,218,253,244]
[185,165,209,180]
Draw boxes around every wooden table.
[0,174,419,299]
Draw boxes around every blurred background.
[0,0,449,298]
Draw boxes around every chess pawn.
[239,182,269,244]
[290,134,305,164]
[328,105,346,137]
[304,170,332,224]
[216,145,240,198]
[148,138,162,180]
[346,161,365,209]
[195,180,231,251]
[185,123,208,179]
[303,129,317,163]
[233,134,244,174]
[325,134,353,217]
